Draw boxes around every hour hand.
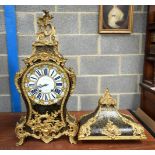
[38,84,48,88]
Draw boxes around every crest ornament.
[15,10,78,146]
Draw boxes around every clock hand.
[41,84,48,87]
[38,84,49,88]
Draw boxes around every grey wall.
[0,5,147,112]
[0,6,11,112]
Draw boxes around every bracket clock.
[15,10,78,146]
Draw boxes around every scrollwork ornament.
[101,120,121,139]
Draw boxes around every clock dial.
[23,63,68,105]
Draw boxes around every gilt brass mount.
[15,10,78,146]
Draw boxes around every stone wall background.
[0,5,147,112]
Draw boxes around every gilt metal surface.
[78,89,146,140]
[15,10,78,146]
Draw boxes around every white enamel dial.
[23,64,68,105]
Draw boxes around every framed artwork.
[99,5,134,33]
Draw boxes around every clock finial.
[33,10,57,47]
[98,88,116,106]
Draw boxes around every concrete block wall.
[0,5,147,112]
[0,6,11,112]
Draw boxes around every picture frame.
[99,5,134,33]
